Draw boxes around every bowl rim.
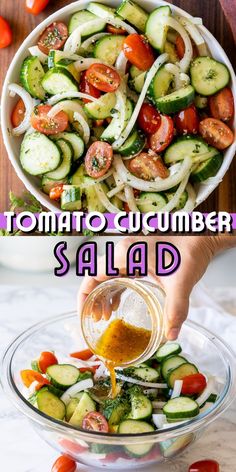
[1,0,236,214]
[1,311,236,444]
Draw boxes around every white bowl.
[1,0,236,212]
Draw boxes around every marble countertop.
[0,245,236,471]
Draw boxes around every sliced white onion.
[47,99,87,119]
[28,380,39,396]
[165,63,182,91]
[112,53,168,149]
[73,111,90,144]
[95,183,122,213]
[105,17,136,34]
[8,83,34,135]
[161,17,193,72]
[124,185,140,212]
[152,414,166,429]
[143,388,158,395]
[74,57,110,72]
[190,17,203,26]
[116,191,127,202]
[47,91,98,105]
[28,46,48,63]
[107,184,125,198]
[60,378,94,405]
[171,380,183,399]
[181,183,196,212]
[160,171,190,212]
[115,51,128,75]
[80,32,110,51]
[179,72,190,86]
[114,155,192,192]
[178,16,208,56]
[64,19,105,54]
[196,376,215,407]
[116,373,167,388]
[126,86,139,103]
[152,401,166,408]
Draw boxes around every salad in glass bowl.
[6,0,235,213]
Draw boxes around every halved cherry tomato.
[31,104,68,135]
[51,455,76,472]
[20,369,50,388]
[59,438,88,455]
[128,152,169,180]
[82,412,109,432]
[70,349,93,360]
[181,373,207,395]
[85,64,121,93]
[79,366,99,374]
[25,0,50,15]
[0,16,13,49]
[103,451,131,463]
[189,460,219,472]
[138,103,161,134]
[175,104,199,135]
[149,115,174,153]
[94,119,104,127]
[79,71,101,104]
[85,141,113,178]
[106,24,126,35]
[199,118,234,150]
[123,34,155,71]
[38,22,68,54]
[38,351,58,373]
[49,184,65,201]
[11,99,26,128]
[209,87,234,122]
[176,34,198,59]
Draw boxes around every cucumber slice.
[46,139,72,180]
[101,98,133,143]
[116,0,148,32]
[163,397,199,419]
[129,72,146,93]
[194,94,208,109]
[51,132,84,161]
[20,132,61,176]
[42,67,78,95]
[41,176,68,195]
[147,66,173,106]
[156,343,182,362]
[145,6,171,52]
[85,92,116,119]
[166,190,188,210]
[118,420,154,456]
[132,366,159,382]
[103,397,130,426]
[88,2,116,19]
[69,9,105,35]
[164,136,212,164]
[20,56,45,100]
[69,392,96,427]
[191,153,223,183]
[71,164,107,212]
[128,392,152,420]
[94,35,124,65]
[161,355,187,380]
[137,192,167,212]
[190,57,230,96]
[129,65,143,79]
[37,388,66,420]
[46,364,80,390]
[160,433,193,458]
[61,186,82,210]
[118,129,146,157]
[66,395,83,422]
[164,41,178,63]
[167,362,198,388]
[155,85,195,114]
[48,50,80,82]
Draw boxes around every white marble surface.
[0,242,236,471]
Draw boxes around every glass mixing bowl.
[1,312,235,469]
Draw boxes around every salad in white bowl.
[5,0,235,213]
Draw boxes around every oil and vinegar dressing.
[95,319,151,398]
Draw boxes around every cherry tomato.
[38,22,68,54]
[94,119,104,127]
[103,451,131,463]
[85,64,121,93]
[82,412,109,432]
[59,438,88,455]
[209,87,234,122]
[49,184,65,201]
[20,369,50,388]
[51,455,76,472]
[70,349,93,360]
[189,460,219,472]
[181,373,207,395]
[11,99,26,128]
[25,0,50,15]
[31,104,68,135]
[176,34,198,59]
[79,71,101,104]
[138,103,161,134]
[106,24,126,35]
[128,152,169,180]
[38,351,58,373]
[79,366,99,374]
[149,115,174,153]
[0,16,13,49]
[123,34,155,71]
[199,118,234,150]
[85,141,113,178]
[175,104,199,135]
